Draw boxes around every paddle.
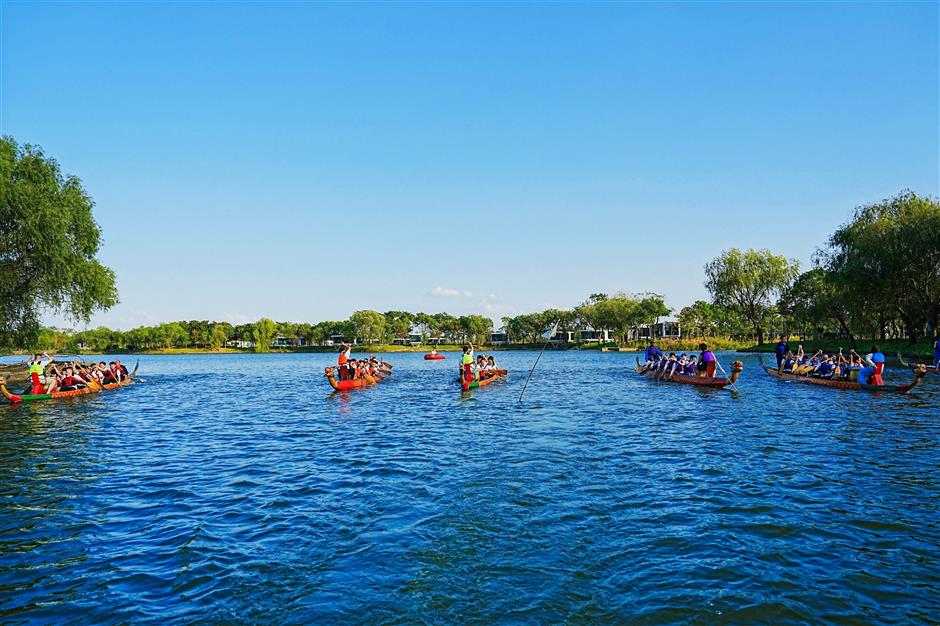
[518,320,558,402]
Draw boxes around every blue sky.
[2,1,937,329]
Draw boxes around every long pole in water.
[518,321,559,402]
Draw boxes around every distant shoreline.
[3,338,749,357]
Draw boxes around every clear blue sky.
[2,1,937,329]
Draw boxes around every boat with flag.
[759,356,926,393]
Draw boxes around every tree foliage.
[704,248,799,344]
[0,136,118,348]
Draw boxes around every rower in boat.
[102,361,124,384]
[697,344,717,377]
[809,354,836,379]
[773,337,789,369]
[644,341,663,363]
[337,343,352,381]
[858,345,886,386]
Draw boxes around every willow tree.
[820,191,940,342]
[0,137,118,348]
[252,318,277,352]
[704,248,799,344]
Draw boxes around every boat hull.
[459,369,508,390]
[2,378,133,404]
[633,358,741,388]
[324,367,390,391]
[424,354,446,360]
[761,357,925,394]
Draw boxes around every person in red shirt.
[337,343,352,381]
[58,367,86,391]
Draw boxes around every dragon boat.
[634,357,743,389]
[0,362,138,404]
[759,356,926,393]
[459,369,508,391]
[324,364,392,391]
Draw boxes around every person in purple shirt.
[697,343,717,377]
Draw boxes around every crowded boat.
[22,353,130,395]
[637,342,718,378]
[773,341,884,385]
[459,342,503,383]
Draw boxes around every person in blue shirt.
[773,337,789,368]
[857,345,886,386]
[644,342,663,363]
[933,336,940,370]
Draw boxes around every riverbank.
[739,339,937,361]
[3,338,749,357]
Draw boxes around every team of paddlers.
[334,343,391,381]
[772,339,888,385]
[459,342,502,382]
[637,342,719,378]
[23,353,129,395]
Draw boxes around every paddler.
[644,341,663,363]
[857,345,885,386]
[773,336,789,369]
[697,343,717,377]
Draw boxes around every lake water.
[1,351,938,623]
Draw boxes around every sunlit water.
[1,351,938,623]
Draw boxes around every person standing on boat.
[644,342,663,363]
[933,336,940,370]
[25,352,52,394]
[337,343,352,381]
[858,345,885,386]
[697,343,717,377]
[461,343,475,384]
[773,337,789,369]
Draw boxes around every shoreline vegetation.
[4,338,936,361]
[2,338,749,357]
[2,139,938,361]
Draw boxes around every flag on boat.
[541,320,559,340]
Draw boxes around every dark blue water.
[1,351,938,623]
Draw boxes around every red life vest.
[870,362,885,386]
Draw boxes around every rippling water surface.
[1,351,938,623]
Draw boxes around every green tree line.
[686,190,940,346]
[21,293,672,353]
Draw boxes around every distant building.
[579,328,615,342]
[225,339,255,349]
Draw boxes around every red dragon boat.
[759,356,926,393]
[424,354,446,360]
[324,364,392,391]
[634,357,743,389]
[459,369,507,391]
